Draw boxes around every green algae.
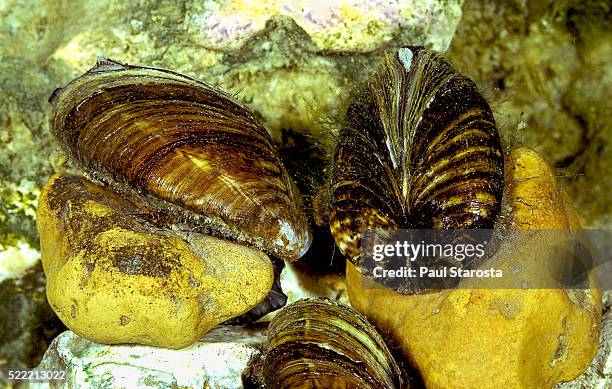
[447,0,611,227]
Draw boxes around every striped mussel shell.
[329,47,504,263]
[49,59,311,261]
[262,298,407,389]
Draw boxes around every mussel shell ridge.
[49,59,311,261]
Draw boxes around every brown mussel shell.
[262,298,407,389]
[49,59,311,261]
[330,47,504,266]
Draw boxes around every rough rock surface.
[37,173,274,349]
[346,149,603,388]
[0,263,64,372]
[32,326,266,389]
[556,290,612,388]
[447,0,612,228]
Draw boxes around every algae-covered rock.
[37,173,274,349]
[346,148,602,388]
[0,263,65,372]
[447,0,612,228]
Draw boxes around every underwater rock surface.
[447,0,612,228]
[33,326,266,389]
[0,263,64,371]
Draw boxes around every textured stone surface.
[556,290,611,388]
[37,173,274,349]
[32,326,266,389]
[187,0,463,51]
[346,148,602,388]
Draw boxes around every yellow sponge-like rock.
[37,173,274,349]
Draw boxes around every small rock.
[37,173,274,349]
[255,262,349,322]
[32,326,266,389]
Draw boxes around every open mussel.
[49,59,311,261]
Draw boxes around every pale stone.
[188,0,463,51]
[259,262,349,321]
[32,326,265,389]
[0,239,40,283]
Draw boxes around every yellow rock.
[37,173,274,349]
[346,148,602,388]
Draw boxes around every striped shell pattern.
[330,46,504,264]
[263,299,406,388]
[49,59,311,261]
